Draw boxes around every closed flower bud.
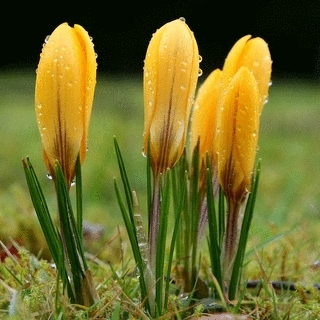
[215,35,271,202]
[143,18,199,175]
[35,22,97,186]
[217,66,259,202]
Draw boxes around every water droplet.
[253,60,260,67]
[46,173,53,180]
[44,35,50,43]
[71,180,76,187]
[142,147,146,157]
[179,17,186,22]
[198,68,203,77]
[95,53,98,59]
[198,55,203,63]
[269,80,272,87]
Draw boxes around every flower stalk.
[24,22,98,306]
[143,18,199,273]
[215,35,272,289]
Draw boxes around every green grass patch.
[1,69,320,318]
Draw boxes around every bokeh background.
[1,0,320,261]
[2,0,320,78]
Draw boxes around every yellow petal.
[221,35,251,91]
[143,18,199,175]
[190,68,222,162]
[74,24,97,164]
[221,35,271,112]
[218,66,259,202]
[35,22,96,184]
[239,37,272,111]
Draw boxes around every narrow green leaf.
[55,161,87,304]
[155,171,171,312]
[114,137,133,214]
[228,161,261,300]
[164,169,187,309]
[114,179,150,313]
[75,155,83,243]
[218,187,225,246]
[206,159,223,290]
[22,158,62,267]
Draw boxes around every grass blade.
[206,161,223,291]
[229,161,261,299]
[22,157,62,267]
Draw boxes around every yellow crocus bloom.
[143,18,199,176]
[215,35,271,202]
[35,22,97,186]
[217,66,260,202]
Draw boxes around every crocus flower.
[217,66,260,203]
[216,35,272,202]
[35,22,97,186]
[143,18,199,176]
[214,36,272,284]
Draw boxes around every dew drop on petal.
[46,173,53,180]
[179,17,186,22]
[253,60,260,67]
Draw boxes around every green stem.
[223,197,247,288]
[149,174,160,273]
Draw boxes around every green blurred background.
[0,68,320,264]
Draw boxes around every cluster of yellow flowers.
[33,18,272,308]
[144,18,272,204]
[35,19,271,204]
